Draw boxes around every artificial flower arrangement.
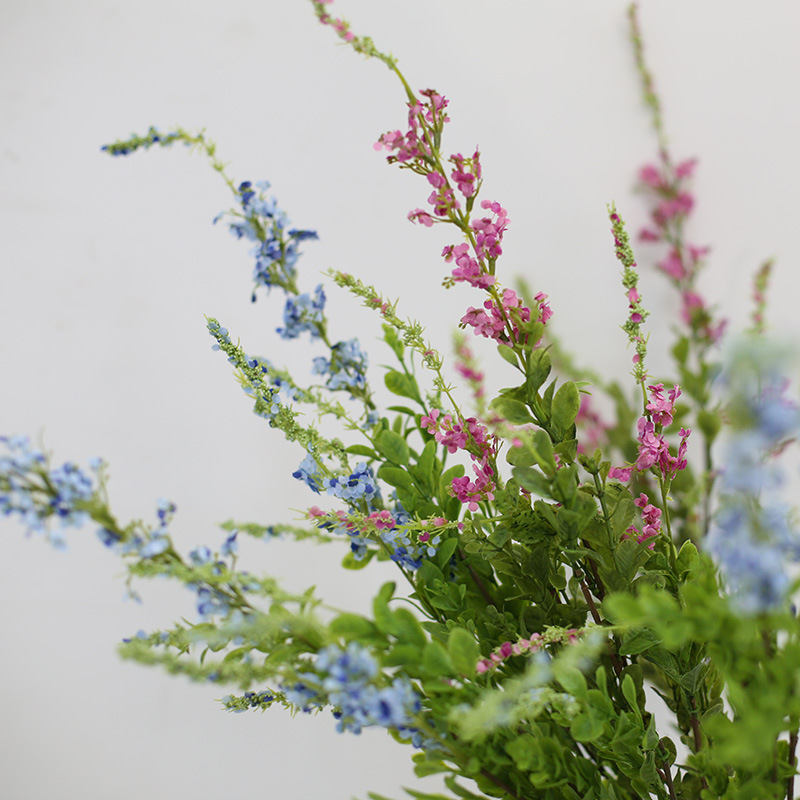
[3,2,800,799]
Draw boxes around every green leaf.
[512,465,552,497]
[618,628,661,656]
[385,370,419,401]
[378,466,415,492]
[497,344,519,367]
[676,539,700,576]
[506,444,537,467]
[416,440,437,485]
[382,323,405,359]
[330,612,379,640]
[345,444,378,458]
[375,429,410,465]
[533,429,557,475]
[392,607,427,649]
[489,395,535,424]
[570,711,604,743]
[342,549,377,570]
[437,537,459,568]
[373,582,397,636]
[448,627,480,675]
[552,381,580,432]
[526,348,552,391]
[412,758,452,778]
[422,641,454,677]
[622,673,642,718]
[556,665,587,697]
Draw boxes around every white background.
[2,1,799,799]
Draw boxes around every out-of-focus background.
[2,2,799,798]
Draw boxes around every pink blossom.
[639,228,661,242]
[657,248,686,281]
[609,466,633,482]
[450,151,482,198]
[675,158,697,179]
[639,163,664,188]
[407,208,434,227]
[645,383,681,427]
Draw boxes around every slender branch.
[788,728,798,800]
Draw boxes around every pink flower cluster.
[460,288,551,348]
[421,409,497,512]
[609,383,691,482]
[475,629,579,674]
[450,151,481,198]
[637,157,726,344]
[625,492,662,549]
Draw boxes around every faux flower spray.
[4,3,800,799]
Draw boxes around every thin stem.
[788,728,798,800]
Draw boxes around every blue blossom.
[312,339,368,395]
[293,452,324,494]
[0,435,97,541]
[189,545,213,565]
[215,181,318,301]
[221,530,239,557]
[282,680,323,713]
[323,462,380,507]
[277,285,326,340]
[196,586,230,619]
[308,643,421,735]
[707,341,800,614]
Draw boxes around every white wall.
[1,2,799,798]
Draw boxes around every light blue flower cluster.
[293,452,324,493]
[323,462,380,507]
[288,643,421,735]
[0,435,98,545]
[217,180,318,301]
[707,342,800,614]
[312,338,368,395]
[277,285,326,340]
